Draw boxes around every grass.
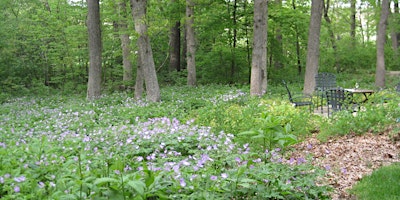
[350,163,400,200]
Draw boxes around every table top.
[344,88,374,93]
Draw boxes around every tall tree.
[87,0,102,100]
[250,0,268,96]
[350,0,356,45]
[323,0,339,71]
[169,0,181,72]
[390,0,400,62]
[292,0,303,75]
[303,0,323,95]
[375,0,390,88]
[135,52,145,99]
[117,0,133,84]
[274,0,283,69]
[131,0,161,102]
[186,0,196,86]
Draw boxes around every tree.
[169,0,181,72]
[303,0,323,95]
[250,0,268,96]
[323,0,339,71]
[350,0,356,44]
[130,0,161,102]
[186,0,196,86]
[117,0,133,84]
[375,0,390,88]
[87,0,102,100]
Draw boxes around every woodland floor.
[287,124,400,200]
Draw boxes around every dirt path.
[287,126,400,199]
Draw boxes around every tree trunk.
[274,0,283,69]
[230,0,238,80]
[390,0,399,61]
[186,0,196,86]
[375,0,389,88]
[118,0,133,83]
[86,0,102,100]
[303,0,323,95]
[292,0,302,75]
[350,0,356,45]
[323,0,339,72]
[135,52,145,99]
[131,0,161,102]
[250,0,268,96]
[169,21,181,72]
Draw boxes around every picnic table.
[344,88,374,103]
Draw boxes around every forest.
[1,0,400,199]
[1,0,399,100]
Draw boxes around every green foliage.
[350,163,400,200]
[0,89,332,199]
[318,94,400,141]
[239,114,298,152]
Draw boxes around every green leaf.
[127,180,146,196]
[93,177,119,185]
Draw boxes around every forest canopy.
[0,0,399,96]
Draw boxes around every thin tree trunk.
[274,0,283,69]
[375,0,390,88]
[118,0,133,83]
[131,0,161,102]
[186,0,196,86]
[390,0,399,60]
[350,0,356,46]
[303,0,323,95]
[292,0,302,75]
[323,0,339,72]
[86,0,102,100]
[250,0,268,96]
[230,0,238,81]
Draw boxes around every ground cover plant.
[350,162,400,199]
[0,85,332,199]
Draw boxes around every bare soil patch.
[287,125,400,199]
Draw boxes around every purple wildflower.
[297,157,306,165]
[14,176,26,183]
[221,173,228,179]
[325,165,331,171]
[179,178,186,187]
[38,182,45,188]
[49,182,56,187]
[14,186,20,193]
[210,175,218,181]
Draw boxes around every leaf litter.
[287,125,400,200]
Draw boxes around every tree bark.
[135,52,145,99]
[390,0,399,60]
[375,0,389,88]
[274,0,283,69]
[303,0,323,95]
[131,0,161,102]
[86,0,102,100]
[350,0,356,44]
[323,0,339,72]
[169,21,181,72]
[117,0,133,83]
[292,0,302,75]
[186,0,196,86]
[250,0,268,96]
